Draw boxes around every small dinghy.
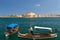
[5,23,19,37]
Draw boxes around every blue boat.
[5,23,19,37]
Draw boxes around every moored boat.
[18,26,57,40]
[5,23,19,37]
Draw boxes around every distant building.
[9,14,17,17]
[8,14,22,18]
[16,15,22,17]
[23,12,38,18]
[38,14,60,17]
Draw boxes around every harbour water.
[0,17,60,40]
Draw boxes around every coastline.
[0,17,60,18]
[0,12,60,18]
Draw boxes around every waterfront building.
[38,14,60,17]
[23,12,38,18]
[16,15,23,18]
[8,14,22,18]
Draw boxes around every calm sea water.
[0,17,60,40]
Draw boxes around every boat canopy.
[34,26,52,30]
[7,23,18,29]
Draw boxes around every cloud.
[35,4,40,7]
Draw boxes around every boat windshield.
[34,26,52,30]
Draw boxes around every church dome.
[25,12,36,15]
[23,12,38,18]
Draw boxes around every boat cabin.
[7,24,18,32]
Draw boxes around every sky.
[0,0,60,16]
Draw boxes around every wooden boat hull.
[5,27,19,37]
[18,33,57,39]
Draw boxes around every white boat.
[18,26,57,40]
